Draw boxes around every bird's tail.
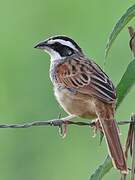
[99,118,128,174]
[94,101,128,174]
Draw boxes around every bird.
[34,35,127,174]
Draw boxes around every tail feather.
[99,118,128,174]
[94,100,128,174]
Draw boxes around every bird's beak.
[34,41,48,49]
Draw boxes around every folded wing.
[55,57,116,103]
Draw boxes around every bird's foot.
[91,119,103,137]
[52,115,76,138]
[58,121,68,138]
[58,115,76,138]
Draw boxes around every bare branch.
[130,114,135,180]
[125,116,134,159]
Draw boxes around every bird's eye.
[51,42,74,57]
[66,47,73,56]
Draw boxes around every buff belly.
[54,87,97,119]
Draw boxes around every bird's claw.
[91,119,103,137]
[58,121,68,138]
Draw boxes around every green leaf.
[89,156,112,180]
[105,3,135,58]
[89,60,135,179]
[90,5,135,177]
[116,59,135,108]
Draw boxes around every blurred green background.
[0,0,135,179]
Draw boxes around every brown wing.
[55,57,116,103]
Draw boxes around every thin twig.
[125,117,134,158]
[124,113,135,180]
[131,114,135,180]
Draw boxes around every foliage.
[105,4,135,58]
[90,3,135,180]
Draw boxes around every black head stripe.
[49,35,82,53]
[50,42,74,57]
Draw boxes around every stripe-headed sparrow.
[34,35,127,174]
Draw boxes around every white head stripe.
[47,39,78,51]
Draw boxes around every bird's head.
[34,35,83,61]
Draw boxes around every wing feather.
[55,57,116,103]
